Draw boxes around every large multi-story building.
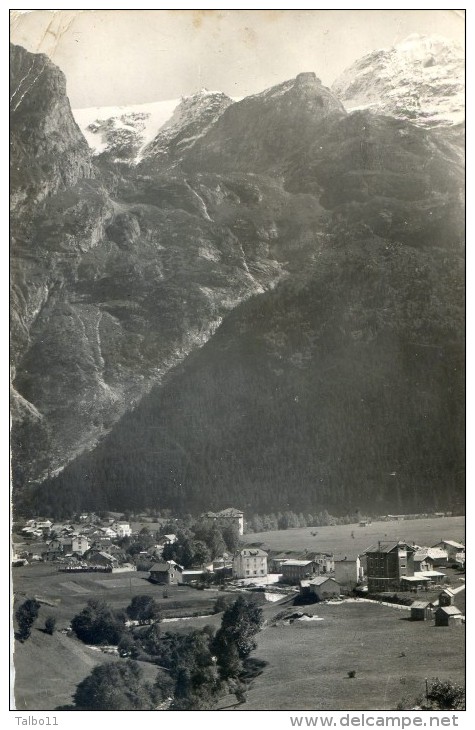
[232,548,267,579]
[364,541,416,592]
[201,508,244,535]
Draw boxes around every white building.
[112,521,132,538]
[72,535,90,555]
[334,557,364,588]
[232,548,267,579]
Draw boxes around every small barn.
[149,560,183,585]
[410,600,433,621]
[435,605,463,627]
[308,576,340,601]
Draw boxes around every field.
[11,564,228,710]
[239,600,465,711]
[244,516,465,557]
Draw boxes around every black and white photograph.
[9,7,466,715]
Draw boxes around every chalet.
[201,508,244,536]
[233,548,267,579]
[162,534,178,545]
[334,556,364,589]
[435,605,463,627]
[364,541,416,593]
[42,539,64,562]
[410,601,434,621]
[149,560,183,585]
[432,540,465,561]
[307,576,340,601]
[280,559,319,585]
[413,547,448,571]
[88,551,119,569]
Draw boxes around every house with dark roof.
[364,541,416,593]
[149,560,183,585]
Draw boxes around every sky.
[10,9,465,109]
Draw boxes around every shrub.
[44,616,56,635]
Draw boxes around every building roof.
[364,541,416,554]
[150,560,183,572]
[436,606,462,615]
[414,547,449,562]
[202,508,243,518]
[218,508,243,517]
[411,601,433,609]
[415,570,446,578]
[308,576,339,586]
[433,540,464,550]
[281,559,315,567]
[401,575,430,583]
[99,551,116,559]
[236,548,267,558]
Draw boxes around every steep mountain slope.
[332,34,464,127]
[9,47,286,488]
[38,224,463,516]
[11,44,464,517]
[140,89,234,168]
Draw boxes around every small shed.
[439,588,456,607]
[435,605,463,627]
[308,576,340,601]
[410,600,433,621]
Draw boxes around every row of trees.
[70,594,263,710]
[245,509,366,533]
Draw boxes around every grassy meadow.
[244,516,465,557]
[240,600,465,711]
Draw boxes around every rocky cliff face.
[332,34,464,127]
[10,42,464,517]
[10,44,94,212]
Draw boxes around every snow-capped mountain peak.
[332,34,464,127]
[72,99,181,163]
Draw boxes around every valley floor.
[237,600,465,711]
